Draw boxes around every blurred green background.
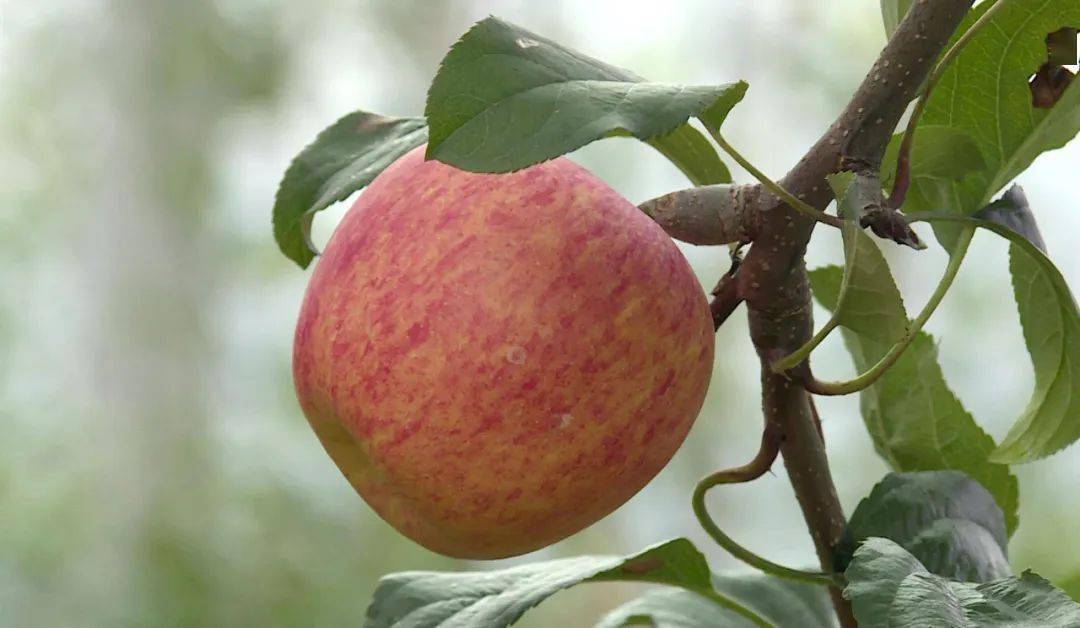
[2,1,1078,626]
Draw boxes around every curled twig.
[692,423,844,587]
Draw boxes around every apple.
[293,145,714,559]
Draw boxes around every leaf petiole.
[804,225,974,396]
[705,130,842,228]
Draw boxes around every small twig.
[710,247,745,330]
[710,277,742,330]
[707,131,842,229]
[692,423,843,587]
[638,184,757,245]
[888,0,1011,207]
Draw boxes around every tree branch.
[738,2,975,626]
[638,183,759,245]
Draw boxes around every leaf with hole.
[810,249,1018,532]
[844,538,1080,628]
[913,0,1080,250]
[272,111,428,268]
[836,471,1010,583]
[424,16,745,177]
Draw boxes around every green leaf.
[972,185,1047,252]
[915,189,1080,463]
[595,589,733,628]
[424,16,746,175]
[879,0,914,38]
[837,471,1010,583]
[642,125,732,186]
[845,538,1080,628]
[983,190,1080,463]
[272,111,427,268]
[595,573,834,628]
[843,537,930,628]
[365,538,726,628]
[825,171,902,335]
[809,249,1019,533]
[904,519,1011,584]
[996,240,1080,462]
[879,125,986,190]
[915,0,1080,248]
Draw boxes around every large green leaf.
[915,0,1080,248]
[844,538,1080,628]
[365,539,739,628]
[272,111,427,268]
[917,189,1080,463]
[595,573,835,628]
[425,16,745,176]
[810,246,1018,533]
[836,471,1010,583]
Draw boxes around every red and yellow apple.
[293,146,713,559]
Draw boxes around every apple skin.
[293,145,714,559]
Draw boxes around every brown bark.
[742,3,975,625]
[638,3,978,625]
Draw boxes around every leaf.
[365,538,722,628]
[595,572,835,628]
[843,537,930,628]
[272,111,427,268]
[967,571,1080,626]
[424,16,746,174]
[887,572,973,627]
[643,125,732,186]
[904,519,1011,584]
[975,187,1079,463]
[917,189,1080,463]
[810,249,1019,533]
[844,538,1080,628]
[818,173,889,336]
[915,0,1080,249]
[595,589,734,628]
[879,0,914,38]
[996,239,1080,462]
[836,471,1010,583]
[972,185,1047,252]
[879,125,986,190]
